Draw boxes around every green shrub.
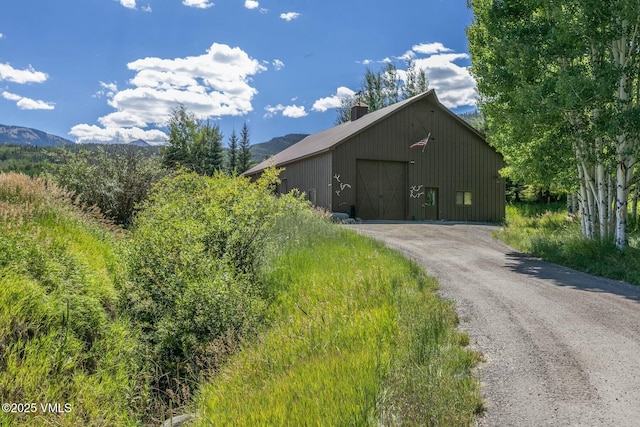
[54,145,167,226]
[120,168,311,406]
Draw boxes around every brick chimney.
[351,101,369,121]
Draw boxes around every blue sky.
[0,0,477,145]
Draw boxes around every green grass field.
[498,202,640,285]
[194,224,483,426]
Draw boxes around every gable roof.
[244,90,485,175]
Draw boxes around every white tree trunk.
[632,183,639,221]
[607,172,616,238]
[614,161,631,250]
[596,161,608,240]
[611,19,638,250]
[577,160,596,240]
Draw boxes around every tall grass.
[194,218,483,426]
[0,173,147,426]
[498,202,640,285]
[1,171,484,425]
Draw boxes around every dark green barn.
[245,90,505,222]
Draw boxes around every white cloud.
[72,43,265,144]
[412,42,452,55]
[142,5,152,12]
[0,33,4,39]
[412,52,476,108]
[312,86,356,112]
[283,105,307,118]
[2,91,54,110]
[182,0,214,8]
[398,50,416,62]
[273,59,285,71]
[264,103,307,118]
[69,124,167,145]
[280,12,300,21]
[119,0,136,9]
[264,104,284,118]
[245,0,259,10]
[0,63,48,84]
[93,81,118,99]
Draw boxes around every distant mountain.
[0,124,73,147]
[130,139,151,147]
[251,133,308,162]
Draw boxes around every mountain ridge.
[0,124,73,147]
[250,133,309,162]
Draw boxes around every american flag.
[410,132,431,152]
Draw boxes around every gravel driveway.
[347,222,640,427]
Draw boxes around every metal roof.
[244,90,482,175]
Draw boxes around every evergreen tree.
[227,129,239,173]
[238,122,253,173]
[199,121,224,176]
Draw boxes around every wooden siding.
[277,152,333,210]
[331,97,505,222]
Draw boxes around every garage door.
[356,160,407,220]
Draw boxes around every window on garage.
[456,191,472,206]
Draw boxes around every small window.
[456,191,472,206]
[425,188,437,206]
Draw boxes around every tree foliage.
[468,0,640,249]
[336,62,428,124]
[403,60,429,99]
[162,104,225,176]
[238,122,253,173]
[54,145,166,226]
[226,129,239,173]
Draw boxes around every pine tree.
[238,122,253,173]
[200,121,224,176]
[227,129,238,173]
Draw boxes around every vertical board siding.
[253,92,505,222]
[332,96,504,222]
[278,152,332,210]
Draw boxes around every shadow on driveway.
[505,251,640,303]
